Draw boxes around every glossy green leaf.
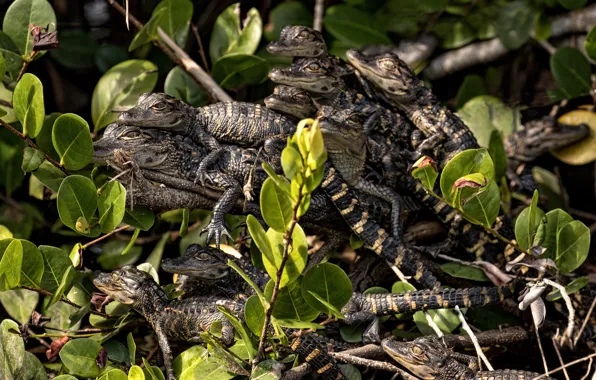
[496,1,535,50]
[301,263,352,314]
[0,319,25,376]
[123,208,155,231]
[155,0,193,47]
[281,145,303,182]
[39,245,76,306]
[440,148,495,205]
[411,156,438,192]
[324,5,391,47]
[533,13,551,41]
[546,276,588,302]
[59,338,103,377]
[263,224,308,288]
[414,308,462,335]
[185,354,235,380]
[0,239,23,290]
[127,332,136,365]
[440,262,489,282]
[52,113,93,171]
[212,53,269,89]
[218,306,255,361]
[57,175,98,235]
[550,47,592,99]
[174,345,207,379]
[585,26,596,61]
[102,339,130,365]
[247,215,276,276]
[36,112,63,161]
[457,95,519,147]
[32,160,66,192]
[433,19,475,49]
[460,178,500,228]
[244,294,265,336]
[556,0,587,10]
[2,0,57,57]
[0,226,11,240]
[98,181,127,233]
[260,178,292,233]
[541,209,573,260]
[488,129,507,181]
[97,240,143,271]
[128,366,145,380]
[532,167,564,211]
[164,66,208,107]
[129,8,165,52]
[19,240,43,288]
[18,351,46,380]
[13,73,44,137]
[91,59,158,132]
[99,369,129,380]
[454,75,486,110]
[21,147,43,172]
[53,376,78,380]
[250,360,283,379]
[514,191,545,251]
[142,358,165,380]
[226,8,262,57]
[555,220,590,273]
[264,277,320,323]
[264,1,312,41]
[49,29,99,70]
[210,3,241,62]
[0,31,24,80]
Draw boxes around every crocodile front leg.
[201,173,241,248]
[152,322,176,380]
[353,178,403,239]
[195,149,225,186]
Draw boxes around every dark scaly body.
[381,336,555,380]
[264,85,317,120]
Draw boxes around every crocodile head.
[118,92,196,131]
[381,337,451,380]
[345,49,419,104]
[161,244,230,280]
[92,266,167,313]
[93,123,203,177]
[266,25,327,57]
[264,85,317,119]
[509,117,591,162]
[269,57,349,94]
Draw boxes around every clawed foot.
[200,221,233,248]
[242,183,254,202]
[194,166,213,186]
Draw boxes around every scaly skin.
[264,85,317,120]
[381,336,554,380]
[93,266,346,380]
[345,49,479,167]
[266,25,328,57]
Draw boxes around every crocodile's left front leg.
[201,172,241,248]
[152,322,176,380]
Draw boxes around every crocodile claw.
[194,166,212,187]
[200,221,233,248]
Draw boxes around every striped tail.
[289,333,345,379]
[321,163,440,290]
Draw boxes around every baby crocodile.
[264,85,317,120]
[93,266,346,380]
[381,336,555,380]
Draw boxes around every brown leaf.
[91,292,112,312]
[96,347,108,368]
[410,155,438,172]
[31,311,51,327]
[29,23,59,51]
[46,336,70,361]
[452,177,487,190]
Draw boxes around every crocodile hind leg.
[354,179,404,239]
[195,148,225,186]
[152,323,176,380]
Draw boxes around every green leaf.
[53,376,78,380]
[212,53,269,89]
[533,13,551,41]
[496,1,535,50]
[301,263,352,315]
[546,276,588,302]
[164,66,208,107]
[585,26,596,61]
[306,291,344,319]
[0,239,23,290]
[2,0,57,57]
[0,289,37,324]
[244,294,265,335]
[323,5,391,47]
[129,7,165,52]
[488,130,507,181]
[57,175,98,235]
[18,351,46,380]
[142,358,165,380]
[247,215,275,274]
[99,369,129,380]
[0,52,6,82]
[21,147,43,172]
[91,59,158,132]
[123,208,155,231]
[185,353,235,380]
[414,308,462,335]
[411,156,439,191]
[59,338,103,377]
[210,3,241,62]
[532,167,564,211]
[127,332,136,365]
[39,245,76,306]
[0,226,11,240]
[514,191,545,251]
[555,220,590,273]
[97,240,143,271]
[19,240,43,288]
[32,160,66,192]
[264,277,320,323]
[225,8,262,57]
[556,0,587,10]
[102,339,130,365]
[52,113,93,171]
[440,148,495,205]
[260,178,292,233]
[0,31,24,80]
[250,360,283,380]
[541,209,573,260]
[454,75,487,109]
[440,262,489,282]
[218,305,255,361]
[264,1,312,41]
[460,180,500,228]
[49,30,99,70]
[264,224,308,288]
[550,47,592,99]
[174,346,207,379]
[128,366,145,380]
[98,181,127,233]
[0,319,25,376]
[154,0,194,47]
[433,19,476,49]
[12,73,44,137]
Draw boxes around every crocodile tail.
[476,370,552,380]
[321,163,440,290]
[363,283,516,316]
[289,333,346,379]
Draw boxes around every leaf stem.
[81,224,131,249]
[21,286,111,318]
[254,182,305,364]
[16,51,38,82]
[0,119,69,175]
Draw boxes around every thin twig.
[574,296,596,346]
[424,310,444,338]
[543,279,575,347]
[0,99,13,108]
[580,358,593,380]
[313,0,325,32]
[81,224,131,249]
[551,336,570,380]
[16,51,38,82]
[532,353,596,379]
[21,286,111,318]
[535,328,549,375]
[454,306,492,371]
[0,119,69,175]
[330,352,418,379]
[191,25,210,73]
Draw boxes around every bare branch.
[313,0,325,32]
[454,306,493,371]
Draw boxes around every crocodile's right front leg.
[201,172,242,248]
[152,322,176,380]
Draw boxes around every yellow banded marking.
[340,198,358,215]
[290,338,302,351]
[317,363,334,374]
[305,349,321,361]
[331,184,349,201]
[387,294,398,313]
[322,168,336,187]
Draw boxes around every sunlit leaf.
[555,220,590,273]
[301,263,352,314]
[552,110,596,165]
[260,178,292,233]
[13,73,44,137]
[56,175,98,236]
[98,181,126,233]
[514,191,545,251]
[59,338,103,377]
[212,53,269,89]
[264,278,319,323]
[52,113,93,171]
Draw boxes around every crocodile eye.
[120,130,142,140]
[298,30,310,38]
[151,101,168,112]
[379,59,397,71]
[306,63,321,72]
[198,253,211,260]
[111,273,119,281]
[411,345,423,355]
